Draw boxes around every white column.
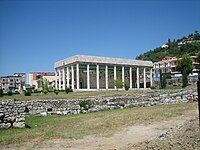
[67,66,70,88]
[137,67,140,88]
[144,68,146,89]
[71,65,74,90]
[62,67,66,90]
[87,64,90,90]
[114,66,117,89]
[129,67,132,89]
[105,65,108,89]
[96,64,99,89]
[76,63,79,90]
[122,66,125,89]
[58,69,62,90]
[150,68,153,87]
[55,69,58,90]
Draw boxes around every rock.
[158,132,168,140]
[0,113,5,120]
[13,122,25,128]
[62,111,69,115]
[40,112,47,116]
[0,123,11,128]
[56,111,62,115]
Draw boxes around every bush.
[54,90,59,95]
[150,86,156,89]
[0,89,3,97]
[124,83,129,91]
[34,90,41,93]
[8,91,13,96]
[14,91,20,95]
[79,100,91,110]
[65,88,73,94]
[112,80,124,89]
[24,91,31,96]
[44,90,48,95]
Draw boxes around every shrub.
[44,90,48,95]
[112,80,124,89]
[54,90,59,95]
[79,100,91,110]
[8,91,13,96]
[24,91,31,96]
[34,90,41,93]
[65,88,73,94]
[0,89,3,97]
[124,83,129,91]
[14,91,20,95]
[150,86,156,89]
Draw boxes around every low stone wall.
[0,101,25,128]
[0,89,198,128]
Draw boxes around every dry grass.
[0,102,197,146]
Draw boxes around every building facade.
[28,72,56,90]
[153,56,200,75]
[54,55,153,91]
[0,73,25,92]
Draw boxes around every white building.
[54,55,153,91]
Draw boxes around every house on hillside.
[153,56,200,76]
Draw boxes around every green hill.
[136,32,200,62]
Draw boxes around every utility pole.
[198,73,200,127]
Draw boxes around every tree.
[160,73,167,89]
[176,54,193,87]
[182,69,188,88]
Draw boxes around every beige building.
[153,56,200,74]
[28,72,56,89]
[54,55,153,91]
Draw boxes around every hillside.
[136,32,200,62]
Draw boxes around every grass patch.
[0,102,197,146]
[0,90,146,101]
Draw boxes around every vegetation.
[111,80,129,90]
[54,90,59,95]
[24,91,31,96]
[79,100,91,110]
[112,80,124,89]
[0,85,196,101]
[7,91,13,96]
[160,73,167,89]
[37,78,49,91]
[176,54,193,87]
[0,103,196,146]
[0,89,3,97]
[65,88,73,94]
[197,52,200,63]
[136,32,200,62]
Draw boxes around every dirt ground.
[2,108,199,150]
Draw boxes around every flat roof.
[55,55,153,68]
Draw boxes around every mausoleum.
[54,55,153,91]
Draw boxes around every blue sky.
[0,0,200,76]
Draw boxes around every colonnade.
[55,63,153,90]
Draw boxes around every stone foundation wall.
[0,101,25,128]
[0,89,198,128]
